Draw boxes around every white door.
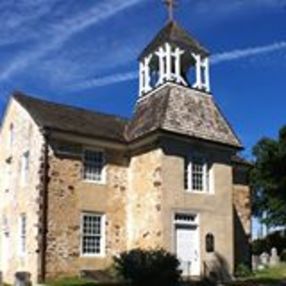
[176,225,200,276]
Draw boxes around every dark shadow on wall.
[202,252,232,285]
[234,206,251,269]
[232,162,252,270]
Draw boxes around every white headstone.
[260,252,269,265]
[269,247,280,266]
[252,255,260,271]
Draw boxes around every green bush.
[113,248,181,286]
[235,263,252,278]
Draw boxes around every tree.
[251,125,286,227]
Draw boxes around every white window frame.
[18,214,27,257]
[21,151,30,185]
[186,155,210,194]
[82,148,106,184]
[80,212,106,257]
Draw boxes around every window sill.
[80,253,105,258]
[185,189,214,195]
[82,179,106,185]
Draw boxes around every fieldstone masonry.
[45,146,129,279]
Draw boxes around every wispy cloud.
[212,41,286,64]
[0,0,145,81]
[0,0,60,47]
[70,41,286,90]
[192,0,286,17]
[72,71,138,90]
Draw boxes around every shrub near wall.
[113,249,181,286]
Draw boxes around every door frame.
[173,212,201,277]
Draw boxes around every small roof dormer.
[138,20,211,98]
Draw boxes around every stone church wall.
[45,144,129,279]
[0,99,251,283]
[0,99,43,285]
[126,148,164,249]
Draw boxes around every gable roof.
[139,21,209,60]
[125,84,242,149]
[13,92,128,143]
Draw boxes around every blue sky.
[0,0,285,157]
[0,0,285,237]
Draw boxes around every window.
[2,214,9,236]
[81,213,105,256]
[174,213,197,225]
[192,158,205,191]
[206,233,215,253]
[21,151,30,185]
[5,164,12,192]
[185,155,209,192]
[8,124,14,151]
[83,150,105,183]
[19,214,26,256]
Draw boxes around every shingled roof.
[13,92,128,143]
[139,21,209,60]
[125,84,242,149]
[12,87,242,149]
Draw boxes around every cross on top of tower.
[164,0,177,22]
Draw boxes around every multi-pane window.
[175,213,197,224]
[21,151,30,185]
[81,213,105,256]
[83,150,105,183]
[185,156,209,192]
[19,214,26,256]
[192,158,205,191]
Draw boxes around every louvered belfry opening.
[138,21,211,98]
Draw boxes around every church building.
[0,5,251,285]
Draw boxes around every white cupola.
[138,20,211,98]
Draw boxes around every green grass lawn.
[46,277,96,286]
[46,264,286,286]
[231,263,286,285]
[46,277,128,286]
[254,263,286,280]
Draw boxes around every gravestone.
[260,252,269,266]
[252,255,260,271]
[269,247,280,266]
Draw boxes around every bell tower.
[138,2,210,98]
